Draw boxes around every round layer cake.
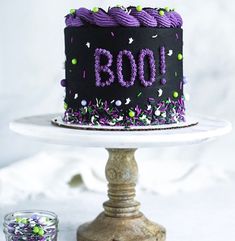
[61,6,185,127]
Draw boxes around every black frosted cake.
[61,6,186,127]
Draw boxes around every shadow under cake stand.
[10,114,232,241]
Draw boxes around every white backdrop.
[0,0,234,173]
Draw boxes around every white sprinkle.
[139,115,147,120]
[115,100,122,106]
[91,116,95,124]
[145,119,151,125]
[86,42,90,48]
[162,112,166,118]
[152,34,158,38]
[74,93,78,99]
[111,100,115,103]
[128,9,132,15]
[81,100,87,106]
[129,37,134,44]
[168,50,173,56]
[117,116,124,121]
[109,121,116,126]
[155,109,161,116]
[147,105,152,110]
[125,98,131,105]
[158,89,163,97]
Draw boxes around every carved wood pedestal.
[77,149,166,241]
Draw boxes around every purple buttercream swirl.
[128,7,157,27]
[65,6,183,28]
[108,7,140,27]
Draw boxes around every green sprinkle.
[137,92,142,97]
[92,7,99,13]
[64,102,68,110]
[165,7,170,12]
[72,58,77,65]
[33,226,40,234]
[177,53,183,61]
[175,72,178,77]
[21,218,28,224]
[129,110,135,118]
[38,228,45,236]
[16,217,22,223]
[70,9,76,14]
[136,5,142,12]
[173,91,179,98]
[159,10,165,16]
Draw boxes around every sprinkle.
[155,109,161,116]
[147,105,152,110]
[137,92,142,97]
[162,112,167,118]
[38,228,45,236]
[165,7,170,12]
[128,9,132,15]
[168,50,173,56]
[115,100,122,106]
[180,81,183,90]
[86,42,90,48]
[74,93,78,99]
[158,89,163,97]
[129,37,134,44]
[72,58,77,65]
[173,91,179,98]
[129,110,135,118]
[81,100,87,106]
[152,34,158,38]
[111,100,115,103]
[33,226,39,234]
[125,98,131,105]
[92,7,99,13]
[64,102,68,110]
[111,31,115,37]
[175,72,178,77]
[70,9,76,14]
[159,10,165,16]
[71,37,74,43]
[161,78,167,85]
[136,5,143,12]
[83,69,86,78]
[177,53,183,61]
[176,33,179,40]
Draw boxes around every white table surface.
[10,113,232,148]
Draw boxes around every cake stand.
[10,114,232,241]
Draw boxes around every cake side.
[61,6,186,127]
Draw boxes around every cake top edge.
[65,6,183,28]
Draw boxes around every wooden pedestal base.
[77,212,165,241]
[77,149,166,241]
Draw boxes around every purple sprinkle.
[176,33,179,40]
[180,81,183,90]
[60,79,66,87]
[161,78,167,85]
[111,31,115,37]
[83,70,86,79]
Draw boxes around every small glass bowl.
[3,210,58,241]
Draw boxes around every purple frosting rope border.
[65,6,183,28]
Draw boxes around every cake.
[61,6,186,127]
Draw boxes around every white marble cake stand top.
[10,114,232,148]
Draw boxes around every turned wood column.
[103,148,141,218]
